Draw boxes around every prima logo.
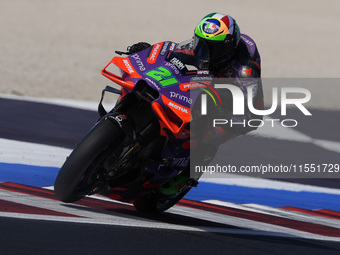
[170,91,192,104]
[130,53,145,71]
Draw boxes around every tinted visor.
[193,35,210,60]
[193,34,234,61]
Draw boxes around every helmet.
[193,13,240,66]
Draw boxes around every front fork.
[101,110,162,183]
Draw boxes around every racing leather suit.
[187,33,264,145]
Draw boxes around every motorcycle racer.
[124,12,264,194]
[54,13,265,212]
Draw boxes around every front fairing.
[134,41,212,132]
[102,40,213,136]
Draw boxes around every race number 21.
[145,67,179,87]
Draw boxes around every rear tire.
[54,119,124,203]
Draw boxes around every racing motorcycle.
[54,41,215,213]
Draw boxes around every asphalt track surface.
[3,218,340,255]
[1,97,340,254]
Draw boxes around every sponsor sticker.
[147,42,163,64]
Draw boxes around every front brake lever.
[115,50,130,55]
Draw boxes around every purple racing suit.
[179,33,264,146]
[211,33,264,137]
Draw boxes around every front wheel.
[54,119,125,203]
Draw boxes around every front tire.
[54,119,124,203]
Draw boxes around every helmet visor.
[193,35,210,60]
[193,34,235,61]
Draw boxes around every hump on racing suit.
[238,33,261,77]
[209,33,264,138]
